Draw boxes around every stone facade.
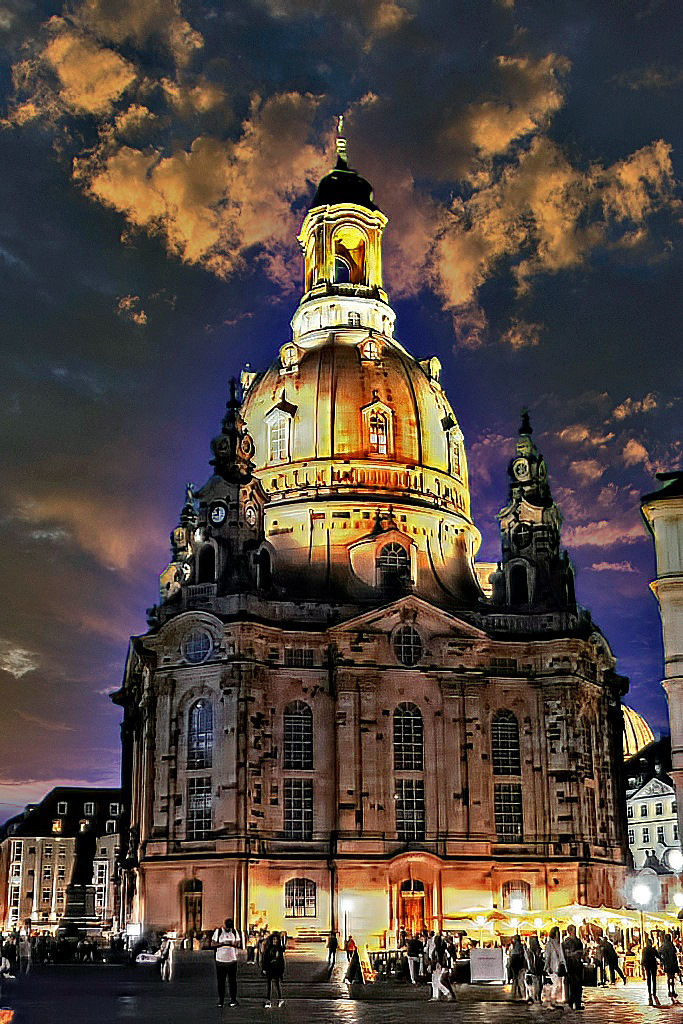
[114,135,629,942]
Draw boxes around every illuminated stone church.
[114,133,629,941]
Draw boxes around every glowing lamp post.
[341,898,352,942]
[509,897,524,914]
[632,882,653,941]
[668,848,683,874]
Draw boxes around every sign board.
[469,946,505,983]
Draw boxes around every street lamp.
[669,849,683,873]
[340,898,352,942]
[632,881,653,941]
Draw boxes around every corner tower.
[240,125,481,608]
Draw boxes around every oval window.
[183,629,213,664]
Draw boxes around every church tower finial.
[336,114,348,166]
[519,408,532,436]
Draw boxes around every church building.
[113,131,630,942]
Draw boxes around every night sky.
[1,0,682,822]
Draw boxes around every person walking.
[526,935,544,1003]
[262,931,285,1008]
[326,931,338,969]
[345,935,356,962]
[562,924,584,1011]
[659,934,679,1001]
[543,926,567,1008]
[642,937,660,1006]
[602,936,626,984]
[211,917,240,1009]
[406,933,424,985]
[508,935,527,1000]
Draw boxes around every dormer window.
[280,343,299,371]
[360,338,380,360]
[348,312,361,327]
[268,410,290,462]
[369,412,388,455]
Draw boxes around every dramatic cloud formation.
[0,641,39,678]
[591,561,637,572]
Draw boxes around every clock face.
[181,562,193,581]
[245,505,257,528]
[210,502,227,526]
[513,457,530,481]
[514,523,533,549]
[240,433,255,458]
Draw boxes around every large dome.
[623,704,656,760]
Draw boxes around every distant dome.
[623,704,655,760]
[311,156,378,212]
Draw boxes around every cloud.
[558,424,615,445]
[590,561,637,572]
[74,91,330,284]
[613,65,683,91]
[612,393,658,419]
[16,711,74,732]
[71,0,203,67]
[564,519,645,548]
[500,317,542,349]
[260,0,414,49]
[451,301,488,349]
[568,458,605,483]
[622,438,651,468]
[117,294,148,325]
[0,640,39,678]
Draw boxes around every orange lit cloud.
[564,518,645,548]
[557,424,615,445]
[612,392,658,419]
[590,561,637,572]
[71,0,203,66]
[500,317,542,349]
[568,458,606,483]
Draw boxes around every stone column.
[642,472,683,839]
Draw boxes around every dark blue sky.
[1,0,681,820]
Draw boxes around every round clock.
[512,457,530,481]
[240,433,255,458]
[538,460,548,480]
[245,505,257,528]
[514,523,533,549]
[210,502,227,526]
[181,562,193,581]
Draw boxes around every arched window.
[334,256,351,283]
[284,878,316,917]
[280,343,298,369]
[393,625,423,667]
[257,549,272,591]
[183,629,212,664]
[268,411,290,462]
[492,710,521,775]
[183,878,203,933]
[369,411,388,455]
[284,701,313,770]
[361,338,379,360]
[348,311,361,327]
[509,564,529,605]
[197,545,216,584]
[394,702,424,770]
[188,699,213,769]
[502,880,530,911]
[378,542,411,593]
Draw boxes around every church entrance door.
[183,879,203,934]
[399,879,425,936]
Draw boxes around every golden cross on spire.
[336,114,347,162]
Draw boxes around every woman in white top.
[211,917,240,1008]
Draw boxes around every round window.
[183,629,212,664]
[393,625,422,667]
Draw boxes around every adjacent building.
[0,787,123,934]
[113,134,631,942]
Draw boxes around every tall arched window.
[284,878,316,917]
[509,564,529,605]
[197,545,216,584]
[578,716,594,777]
[284,701,313,770]
[268,411,290,462]
[492,710,521,775]
[377,542,411,592]
[257,549,272,591]
[188,699,213,769]
[334,256,351,283]
[394,702,424,771]
[369,411,388,455]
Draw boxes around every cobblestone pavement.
[4,948,683,1024]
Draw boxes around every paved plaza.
[3,947,683,1024]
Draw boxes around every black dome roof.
[310,156,378,211]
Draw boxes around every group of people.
[212,919,286,1009]
[641,934,683,1006]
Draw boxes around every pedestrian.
[262,930,285,1008]
[543,926,566,1008]
[508,935,527,1000]
[326,930,338,968]
[525,935,544,1003]
[562,924,584,1011]
[211,916,240,1009]
[406,933,424,985]
[602,936,626,984]
[658,933,679,1000]
[345,935,356,962]
[642,937,660,1006]
[159,935,174,982]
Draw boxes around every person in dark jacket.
[262,931,285,1008]
[326,931,339,969]
[642,938,660,1006]
[561,925,584,1011]
[602,937,626,984]
[659,935,679,1000]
